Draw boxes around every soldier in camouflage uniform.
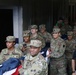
[18,30,30,55]
[30,25,45,48]
[49,27,67,75]
[61,18,72,35]
[39,24,52,42]
[73,27,76,41]
[0,36,22,64]
[19,39,48,75]
[65,31,76,75]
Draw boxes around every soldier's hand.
[47,54,51,58]
[21,47,27,52]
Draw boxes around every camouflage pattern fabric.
[0,48,22,64]
[30,34,45,48]
[65,39,76,75]
[50,37,67,75]
[19,53,48,75]
[38,32,52,42]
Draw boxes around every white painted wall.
[13,7,23,47]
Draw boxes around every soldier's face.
[23,36,30,42]
[64,21,68,25]
[31,29,37,34]
[29,46,40,57]
[6,41,15,49]
[40,28,46,33]
[53,33,60,39]
[68,35,73,40]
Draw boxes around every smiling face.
[29,46,41,57]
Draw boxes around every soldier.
[19,39,48,75]
[39,24,52,43]
[55,17,64,28]
[73,27,76,41]
[65,31,76,75]
[61,18,72,35]
[48,27,67,75]
[18,30,30,55]
[0,36,22,64]
[72,50,76,75]
[30,25,45,48]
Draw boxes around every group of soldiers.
[0,18,76,75]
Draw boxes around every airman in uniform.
[49,27,67,75]
[0,36,22,64]
[30,25,45,48]
[19,39,48,75]
[65,31,76,75]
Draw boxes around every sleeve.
[0,50,5,64]
[51,41,66,58]
[72,50,76,60]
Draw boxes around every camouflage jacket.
[50,37,66,58]
[38,32,52,42]
[19,53,48,75]
[65,39,76,58]
[0,48,22,64]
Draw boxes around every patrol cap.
[67,31,73,36]
[30,25,38,29]
[39,24,46,30]
[6,36,15,42]
[52,27,60,33]
[23,30,30,37]
[30,40,42,47]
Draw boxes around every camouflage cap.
[53,27,60,33]
[23,30,30,37]
[67,31,73,36]
[30,40,42,47]
[39,24,46,30]
[30,25,38,29]
[6,36,15,42]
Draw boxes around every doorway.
[0,9,13,51]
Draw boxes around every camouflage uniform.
[0,36,22,64]
[30,25,45,48]
[65,31,76,75]
[18,42,30,55]
[61,18,72,35]
[61,25,72,35]
[18,30,30,55]
[50,27,67,75]
[73,27,76,41]
[19,40,48,75]
[39,24,52,42]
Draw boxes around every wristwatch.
[72,71,75,73]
